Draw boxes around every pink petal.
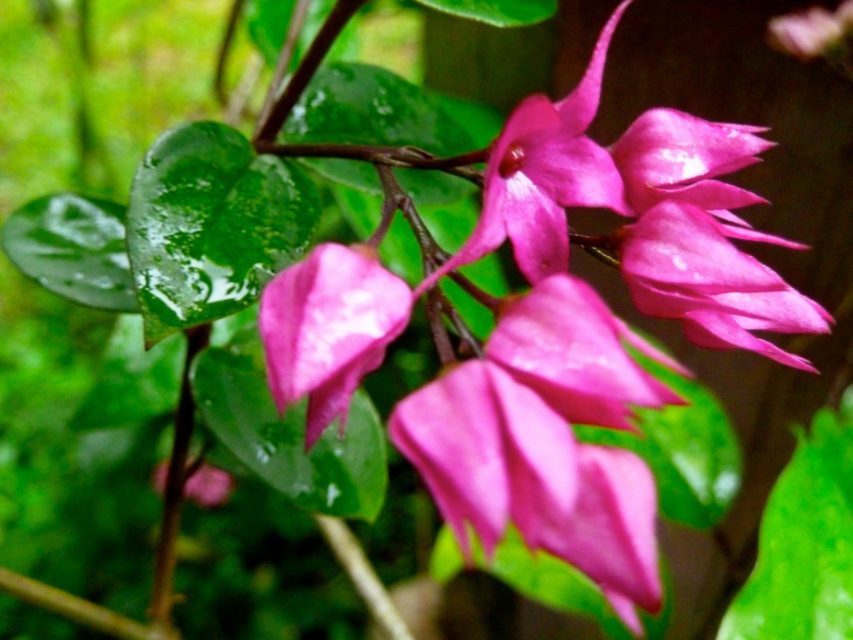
[708,209,753,227]
[719,223,810,250]
[681,311,818,372]
[653,179,768,211]
[612,108,774,189]
[523,133,631,214]
[500,172,570,283]
[486,364,579,550]
[389,361,510,554]
[555,0,635,135]
[621,202,787,294]
[614,318,693,378]
[539,445,662,612]
[604,589,644,636]
[709,289,832,334]
[486,274,678,429]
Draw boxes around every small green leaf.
[127,121,321,344]
[246,0,359,68]
[191,331,388,520]
[576,354,742,529]
[69,315,185,431]
[717,411,853,640]
[413,0,557,27]
[334,186,507,338]
[430,527,669,639]
[284,63,477,205]
[2,193,137,312]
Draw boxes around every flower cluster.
[258,0,831,634]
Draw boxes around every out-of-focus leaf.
[334,186,506,338]
[1,193,137,312]
[430,527,670,639]
[127,121,321,344]
[69,315,185,431]
[191,330,387,520]
[245,0,359,68]
[413,0,557,27]
[576,354,741,528]
[283,63,477,205]
[435,94,503,148]
[717,409,853,640]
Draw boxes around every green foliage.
[192,329,389,520]
[283,62,476,204]
[430,527,671,639]
[412,0,558,27]
[717,407,853,640]
[2,193,137,312]
[576,352,742,529]
[127,121,322,344]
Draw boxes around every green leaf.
[575,355,741,529]
[191,330,388,520]
[284,63,477,205]
[1,193,138,312]
[246,0,359,68]
[435,94,503,149]
[69,315,185,431]
[413,0,557,27]
[334,186,507,338]
[430,527,669,639]
[717,411,853,640]
[127,121,321,344]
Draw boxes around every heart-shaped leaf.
[283,63,477,205]
[414,0,557,27]
[576,352,742,529]
[717,409,853,640]
[69,315,185,431]
[2,193,137,312]
[191,330,388,520]
[128,121,321,344]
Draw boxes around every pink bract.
[389,360,579,556]
[260,243,412,448]
[153,462,235,508]
[620,201,832,371]
[486,273,685,431]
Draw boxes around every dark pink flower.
[415,0,634,292]
[486,273,686,431]
[389,359,579,556]
[619,201,832,370]
[260,243,412,447]
[153,462,234,508]
[611,108,775,217]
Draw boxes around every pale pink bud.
[152,462,234,508]
[768,5,845,60]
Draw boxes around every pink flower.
[768,3,848,60]
[389,360,579,555]
[486,273,686,431]
[415,0,634,292]
[610,108,775,219]
[619,201,832,371]
[260,243,412,447]
[153,462,234,508]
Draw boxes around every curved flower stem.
[256,0,312,130]
[149,324,211,631]
[0,567,177,640]
[254,0,369,144]
[314,516,415,640]
[213,0,247,107]
[257,141,485,186]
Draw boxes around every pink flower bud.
[768,5,845,60]
[152,462,234,508]
[260,243,412,448]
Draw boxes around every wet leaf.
[2,193,137,312]
[283,63,477,205]
[128,121,321,344]
[717,409,853,640]
[413,0,557,27]
[191,330,387,520]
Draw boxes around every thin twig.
[224,54,264,126]
[213,0,247,106]
[254,0,369,143]
[446,271,501,312]
[0,567,177,640]
[149,324,211,631]
[257,0,313,130]
[314,516,415,640]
